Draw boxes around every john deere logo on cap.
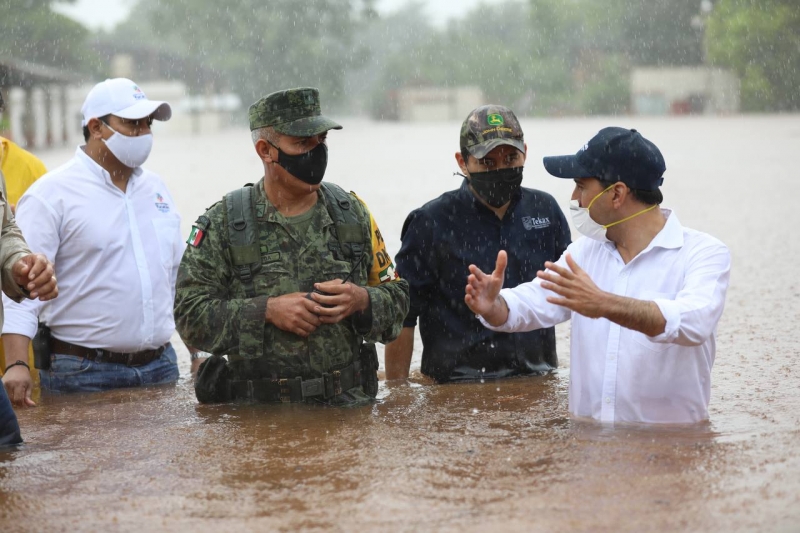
[487,114,504,126]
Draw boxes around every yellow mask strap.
[604,203,658,229]
[586,183,617,211]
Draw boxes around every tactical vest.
[219,182,377,389]
[224,182,368,298]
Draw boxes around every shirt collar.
[257,177,334,229]
[607,207,683,254]
[75,145,143,190]
[647,208,684,250]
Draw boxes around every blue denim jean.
[0,384,22,446]
[39,343,179,393]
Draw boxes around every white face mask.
[102,122,153,168]
[570,198,611,242]
[570,183,658,242]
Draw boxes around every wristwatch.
[189,350,210,362]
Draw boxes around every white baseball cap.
[81,78,172,126]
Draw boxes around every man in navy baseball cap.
[464,126,732,424]
[543,127,666,190]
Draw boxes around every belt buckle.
[332,370,342,396]
[126,353,135,366]
[279,379,291,403]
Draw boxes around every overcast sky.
[54,0,508,30]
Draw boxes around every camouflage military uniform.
[173,87,409,404]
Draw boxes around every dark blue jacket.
[396,180,570,382]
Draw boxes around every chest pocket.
[252,235,294,295]
[152,218,181,272]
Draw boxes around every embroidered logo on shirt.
[155,193,170,213]
[522,216,550,230]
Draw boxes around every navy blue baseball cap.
[543,127,666,191]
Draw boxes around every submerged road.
[1,115,798,531]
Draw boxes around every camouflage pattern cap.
[460,105,525,159]
[248,87,342,136]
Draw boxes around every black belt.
[50,338,168,367]
[227,363,359,403]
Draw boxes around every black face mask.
[271,141,328,185]
[463,166,524,208]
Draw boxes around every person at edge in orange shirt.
[0,89,48,387]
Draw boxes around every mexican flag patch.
[187,225,205,247]
[379,264,398,282]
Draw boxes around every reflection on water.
[1,116,798,531]
[1,368,792,532]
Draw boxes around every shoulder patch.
[187,215,210,247]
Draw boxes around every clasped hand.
[266,280,368,337]
[12,253,58,301]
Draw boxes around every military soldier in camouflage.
[174,87,409,405]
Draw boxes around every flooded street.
[1,115,799,532]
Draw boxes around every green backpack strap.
[224,184,260,298]
[319,183,373,372]
[319,182,368,272]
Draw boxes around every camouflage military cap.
[460,105,525,159]
[248,87,343,136]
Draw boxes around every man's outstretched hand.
[465,250,509,327]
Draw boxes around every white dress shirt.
[2,147,184,352]
[481,209,731,424]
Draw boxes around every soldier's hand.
[12,253,58,301]
[2,365,36,407]
[266,292,322,337]
[310,280,370,324]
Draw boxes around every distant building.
[630,67,740,115]
[379,86,484,122]
[0,57,80,149]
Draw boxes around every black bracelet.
[4,360,30,373]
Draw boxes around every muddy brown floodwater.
[1,116,799,532]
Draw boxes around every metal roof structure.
[0,57,81,88]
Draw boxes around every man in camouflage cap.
[174,87,409,405]
[385,105,571,383]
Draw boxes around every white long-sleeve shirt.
[2,147,183,352]
[481,209,731,424]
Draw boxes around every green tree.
[613,0,706,66]
[706,0,800,111]
[0,0,91,71]
[134,0,375,109]
[367,1,579,116]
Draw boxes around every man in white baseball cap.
[79,77,171,169]
[80,77,172,127]
[2,78,187,403]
